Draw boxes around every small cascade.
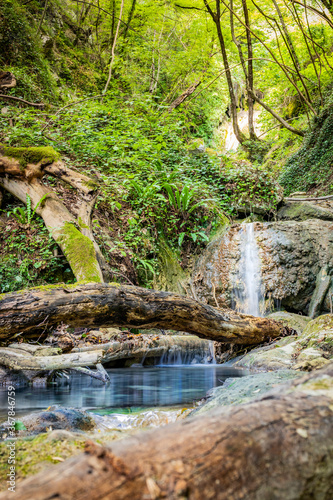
[159,340,215,365]
[234,223,264,316]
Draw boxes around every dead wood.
[5,363,333,500]
[0,336,209,376]
[0,283,287,343]
[168,80,202,111]
[0,94,44,109]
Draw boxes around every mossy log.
[5,363,333,500]
[0,146,107,282]
[0,283,288,343]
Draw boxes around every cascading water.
[159,340,215,365]
[234,223,264,316]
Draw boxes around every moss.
[58,223,102,283]
[0,434,85,488]
[82,179,99,190]
[1,145,60,168]
[78,217,90,230]
[154,239,189,294]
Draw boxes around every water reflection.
[0,366,246,418]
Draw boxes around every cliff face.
[193,215,333,317]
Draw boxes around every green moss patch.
[1,145,60,168]
[58,223,102,283]
[0,434,85,489]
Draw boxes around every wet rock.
[232,314,333,372]
[192,370,301,416]
[15,407,95,436]
[266,311,311,333]
[232,339,298,371]
[308,267,331,318]
[277,201,333,222]
[193,219,333,315]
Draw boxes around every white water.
[159,341,216,365]
[235,223,263,316]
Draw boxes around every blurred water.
[0,365,246,419]
[234,223,264,316]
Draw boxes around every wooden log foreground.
[4,363,333,500]
[0,283,288,344]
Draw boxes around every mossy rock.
[298,314,333,357]
[154,240,189,295]
[192,370,301,416]
[266,311,311,334]
[277,202,333,222]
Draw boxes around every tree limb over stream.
[0,282,288,343]
[4,363,333,500]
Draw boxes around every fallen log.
[5,363,333,500]
[0,283,288,343]
[0,336,210,373]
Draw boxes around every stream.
[0,365,246,424]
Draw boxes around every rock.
[298,314,333,359]
[277,201,333,222]
[266,311,311,333]
[14,407,95,436]
[192,370,301,416]
[193,219,333,315]
[308,267,331,318]
[232,339,299,371]
[232,314,333,372]
[187,138,206,155]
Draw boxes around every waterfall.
[159,340,215,365]
[234,223,263,316]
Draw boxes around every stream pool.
[0,365,246,420]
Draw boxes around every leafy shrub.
[280,97,333,195]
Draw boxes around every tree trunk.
[5,363,333,500]
[0,282,288,342]
[204,0,246,145]
[0,148,105,282]
[242,0,257,141]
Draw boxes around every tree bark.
[0,282,288,342]
[168,81,202,111]
[204,0,246,145]
[5,363,333,500]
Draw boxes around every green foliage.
[280,97,333,195]
[0,214,74,293]
[6,193,50,226]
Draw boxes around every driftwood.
[5,363,333,500]
[0,283,287,343]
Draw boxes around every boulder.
[12,407,95,436]
[266,311,311,333]
[192,370,301,415]
[193,219,333,315]
[232,314,333,372]
[277,201,333,221]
